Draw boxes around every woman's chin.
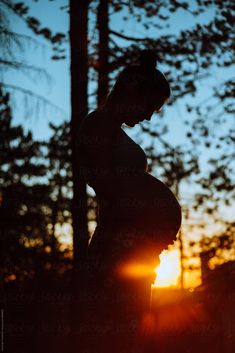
[124,122,135,128]
[124,120,139,127]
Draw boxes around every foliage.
[0,0,67,119]
[0,0,67,60]
[0,86,48,280]
[0,87,74,282]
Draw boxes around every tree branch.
[1,82,67,116]
[0,59,51,84]
[0,27,49,50]
[110,29,150,42]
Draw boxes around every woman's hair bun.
[139,49,157,70]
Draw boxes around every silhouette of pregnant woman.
[78,50,182,353]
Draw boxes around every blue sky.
[4,0,219,141]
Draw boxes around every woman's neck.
[99,102,128,128]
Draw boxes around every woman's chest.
[113,128,148,176]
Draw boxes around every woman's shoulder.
[79,109,118,138]
[79,110,98,131]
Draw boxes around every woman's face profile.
[123,105,155,127]
[122,90,164,127]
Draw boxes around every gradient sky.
[4,0,220,140]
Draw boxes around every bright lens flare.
[154,247,181,287]
[117,262,154,279]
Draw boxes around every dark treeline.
[0,86,69,280]
[0,86,98,285]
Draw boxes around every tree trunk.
[70,0,89,269]
[97,0,109,107]
[175,182,184,289]
[69,1,89,351]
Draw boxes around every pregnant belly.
[98,172,182,256]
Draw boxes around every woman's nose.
[145,114,152,121]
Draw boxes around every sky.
[3,0,218,139]
[3,0,70,137]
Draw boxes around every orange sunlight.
[117,261,154,279]
[116,244,182,286]
[154,246,181,288]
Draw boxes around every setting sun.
[154,246,181,288]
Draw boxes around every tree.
[46,121,73,255]
[0,86,56,282]
[47,120,97,250]
[200,221,235,264]
[69,0,89,268]
[97,0,109,106]
[0,0,67,116]
[69,1,90,351]
[1,0,91,265]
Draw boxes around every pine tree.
[0,86,53,282]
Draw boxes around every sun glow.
[117,261,154,279]
[154,246,181,288]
